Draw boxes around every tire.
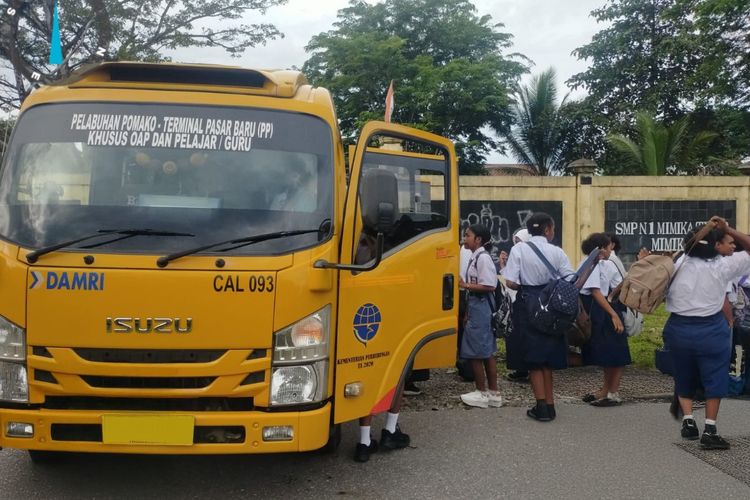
[27,450,65,465]
[318,423,341,454]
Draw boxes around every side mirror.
[360,168,398,235]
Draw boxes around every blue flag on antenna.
[49,1,63,65]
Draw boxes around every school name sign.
[604,200,736,254]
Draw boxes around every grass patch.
[629,305,668,368]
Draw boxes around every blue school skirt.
[663,311,732,399]
[513,285,568,371]
[506,296,528,371]
[460,293,496,359]
[581,295,631,367]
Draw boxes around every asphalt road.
[2,400,750,499]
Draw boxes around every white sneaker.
[607,392,622,403]
[486,391,503,408]
[460,390,489,408]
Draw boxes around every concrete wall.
[432,175,750,265]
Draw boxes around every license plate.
[102,415,194,446]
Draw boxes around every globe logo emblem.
[353,303,381,346]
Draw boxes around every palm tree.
[499,68,570,176]
[607,112,717,175]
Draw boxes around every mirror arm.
[313,233,384,272]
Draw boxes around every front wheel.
[318,423,341,454]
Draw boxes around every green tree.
[607,112,717,175]
[689,0,750,108]
[568,0,703,122]
[0,0,287,109]
[302,0,527,174]
[498,68,571,175]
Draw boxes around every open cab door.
[321,122,458,424]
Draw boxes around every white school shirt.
[666,252,750,316]
[503,236,574,286]
[465,248,497,287]
[459,246,473,281]
[609,251,626,277]
[579,259,621,296]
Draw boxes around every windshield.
[0,102,334,255]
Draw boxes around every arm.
[722,295,734,328]
[712,216,750,253]
[592,289,625,334]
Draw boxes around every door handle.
[442,274,454,310]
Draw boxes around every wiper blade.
[157,228,322,268]
[26,229,195,264]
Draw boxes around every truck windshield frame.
[0,102,335,256]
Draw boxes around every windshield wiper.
[156,221,330,268]
[26,229,195,264]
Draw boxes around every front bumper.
[0,403,331,454]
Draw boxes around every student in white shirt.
[504,213,574,422]
[579,233,628,407]
[664,216,750,450]
[458,224,502,408]
[505,227,532,383]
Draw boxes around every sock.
[683,414,694,422]
[385,412,399,433]
[536,399,546,408]
[360,426,371,446]
[705,419,716,426]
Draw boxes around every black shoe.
[354,439,378,462]
[582,393,597,403]
[681,418,699,440]
[590,397,622,407]
[548,405,556,420]
[403,382,422,396]
[505,371,529,382]
[526,403,552,422]
[700,432,730,450]
[381,425,410,450]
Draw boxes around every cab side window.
[357,149,449,254]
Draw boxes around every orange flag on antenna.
[384,80,394,122]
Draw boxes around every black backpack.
[525,243,599,337]
[472,251,513,339]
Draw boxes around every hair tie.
[532,223,540,228]
[698,240,708,245]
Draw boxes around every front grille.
[73,349,227,364]
[34,369,58,384]
[42,397,254,411]
[82,376,216,389]
[51,424,246,444]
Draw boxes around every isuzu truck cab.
[0,62,459,461]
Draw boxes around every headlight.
[273,305,330,364]
[0,315,26,361]
[270,306,331,406]
[0,315,28,403]
[270,361,328,405]
[0,361,28,402]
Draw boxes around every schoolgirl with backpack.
[663,216,750,450]
[458,224,503,409]
[503,213,575,421]
[578,233,629,407]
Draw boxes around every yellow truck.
[0,62,459,461]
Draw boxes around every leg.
[472,359,487,391]
[381,388,410,450]
[484,357,498,392]
[354,415,377,462]
[543,367,554,404]
[529,369,545,399]
[608,366,624,394]
[704,398,721,421]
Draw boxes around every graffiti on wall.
[460,201,563,261]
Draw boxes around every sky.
[184,0,607,162]
[193,0,606,96]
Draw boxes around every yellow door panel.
[334,122,459,424]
